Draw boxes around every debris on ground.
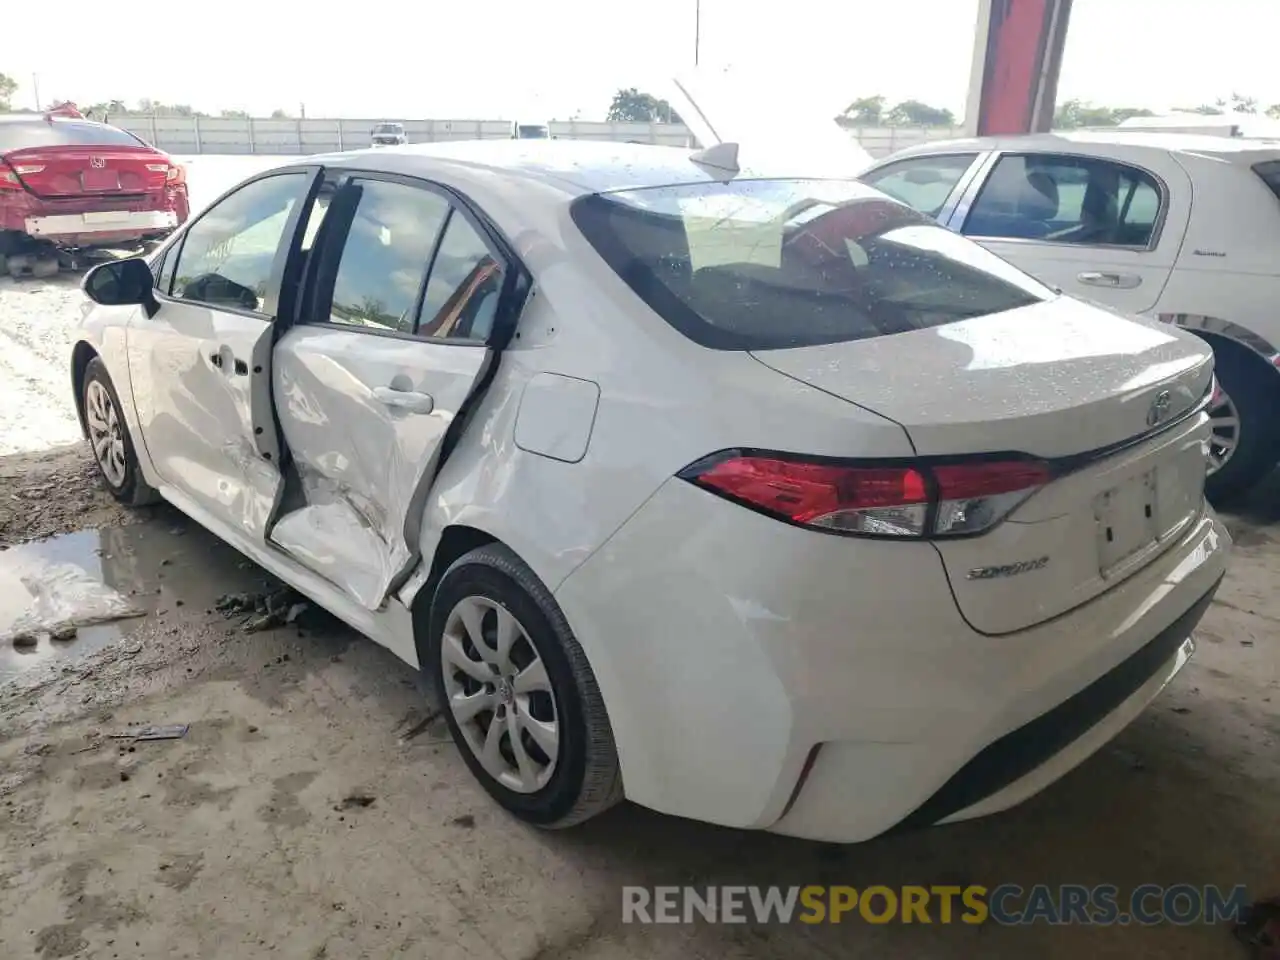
[109,724,189,742]
[215,587,304,633]
[397,708,443,744]
[1234,897,1280,958]
[338,794,376,810]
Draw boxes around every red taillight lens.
[167,163,186,185]
[683,453,1051,538]
[0,160,34,190]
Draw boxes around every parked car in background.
[0,113,189,277]
[858,132,1280,501]
[510,121,551,140]
[70,139,1227,841]
[370,122,407,147]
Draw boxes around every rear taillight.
[0,161,42,189]
[680,452,1052,538]
[147,161,186,185]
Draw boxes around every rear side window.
[861,154,978,219]
[964,154,1163,247]
[571,179,1052,351]
[327,179,450,333]
[1253,160,1280,201]
[0,120,144,151]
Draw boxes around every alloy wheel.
[1206,382,1240,476]
[440,596,560,794]
[86,379,127,488]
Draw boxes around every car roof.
[887,129,1280,164]
[295,138,801,198]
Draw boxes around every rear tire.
[82,358,159,507]
[427,544,623,828]
[1204,342,1280,503]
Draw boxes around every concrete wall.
[114,115,964,160]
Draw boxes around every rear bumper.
[24,209,177,238]
[554,478,1230,841]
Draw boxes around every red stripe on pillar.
[978,0,1052,136]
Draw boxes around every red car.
[1,113,189,270]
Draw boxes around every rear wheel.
[1204,342,1280,503]
[427,544,622,828]
[83,358,158,506]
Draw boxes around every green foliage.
[607,88,682,124]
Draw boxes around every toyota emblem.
[1146,390,1172,427]
[89,156,106,169]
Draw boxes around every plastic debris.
[110,724,189,742]
[1234,897,1280,958]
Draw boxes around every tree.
[840,95,886,126]
[1218,92,1257,114]
[1053,100,1154,129]
[0,71,17,112]
[607,87,682,123]
[220,109,249,119]
[885,99,956,127]
[270,108,291,119]
[1268,104,1280,121]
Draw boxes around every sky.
[4,0,1280,121]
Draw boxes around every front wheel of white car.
[1204,344,1280,503]
[82,357,157,507]
[427,544,623,828]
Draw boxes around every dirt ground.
[0,222,1277,958]
[0,442,1275,959]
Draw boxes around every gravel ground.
[0,157,1276,960]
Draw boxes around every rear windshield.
[1254,160,1280,201]
[0,119,144,151]
[373,124,403,134]
[517,125,549,139]
[571,178,1054,351]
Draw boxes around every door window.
[170,173,307,313]
[327,179,450,333]
[861,154,978,218]
[963,154,1163,247]
[416,213,505,341]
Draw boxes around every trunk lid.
[665,68,875,175]
[752,297,1214,634]
[3,145,168,199]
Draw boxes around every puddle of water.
[1,515,273,683]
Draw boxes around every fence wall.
[113,115,964,159]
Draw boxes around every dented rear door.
[268,172,517,610]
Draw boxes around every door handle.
[209,352,223,368]
[373,386,434,414]
[1077,271,1142,289]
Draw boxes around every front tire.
[1204,343,1280,503]
[427,544,622,828]
[83,357,158,506]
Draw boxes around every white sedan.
[70,139,1229,842]
[856,132,1280,502]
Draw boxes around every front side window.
[170,173,307,312]
[963,154,1163,247]
[571,178,1052,351]
[861,154,978,219]
[327,179,450,333]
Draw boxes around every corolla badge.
[966,556,1050,581]
[89,156,106,169]
[1146,390,1172,427]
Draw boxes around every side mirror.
[83,257,158,317]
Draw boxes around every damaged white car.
[70,138,1229,841]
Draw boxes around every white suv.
[858,133,1280,501]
